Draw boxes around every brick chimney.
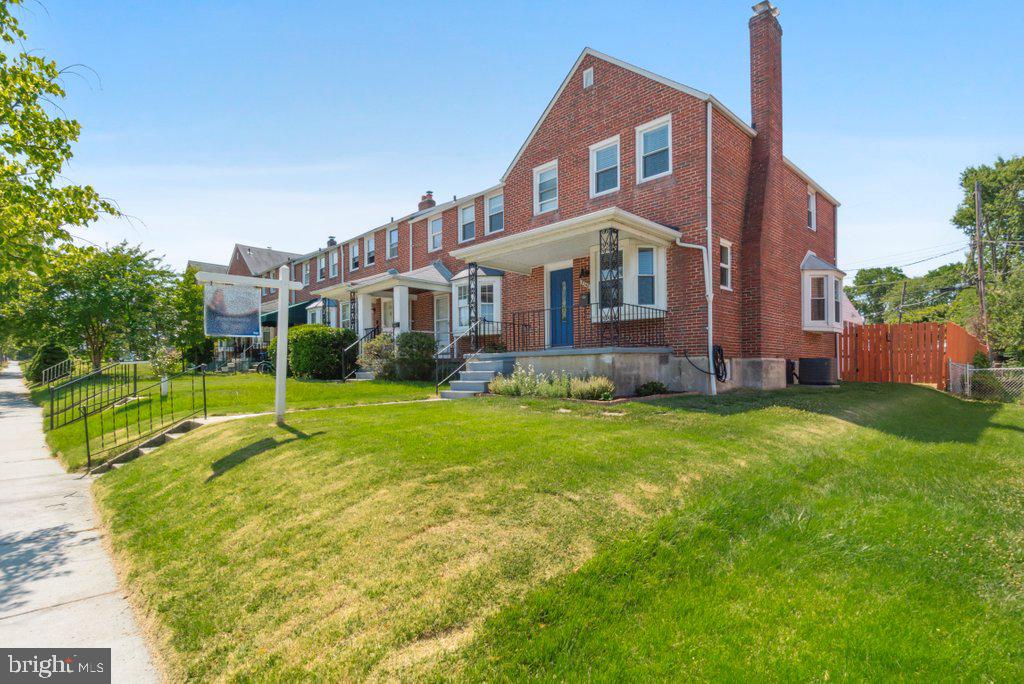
[418,191,436,212]
[741,1,786,360]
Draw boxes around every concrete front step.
[458,370,497,382]
[90,419,203,474]
[440,389,480,400]
[464,359,513,373]
[450,380,489,393]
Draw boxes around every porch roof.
[313,262,452,300]
[449,207,680,275]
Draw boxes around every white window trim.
[719,239,733,291]
[582,66,594,89]
[428,216,443,253]
[807,187,817,231]
[317,255,326,282]
[589,135,620,199]
[458,204,476,244]
[485,192,504,235]
[387,227,399,259]
[587,240,668,320]
[533,159,558,216]
[801,270,843,333]
[349,242,359,271]
[366,236,376,266]
[302,262,310,285]
[635,114,672,184]
[339,301,351,329]
[329,251,338,278]
[450,275,502,333]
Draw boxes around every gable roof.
[186,260,228,274]
[801,251,845,275]
[501,47,756,182]
[233,244,302,275]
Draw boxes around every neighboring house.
[186,260,228,274]
[841,290,865,326]
[311,2,841,393]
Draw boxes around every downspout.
[674,101,717,396]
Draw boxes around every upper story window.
[486,194,504,234]
[636,115,671,183]
[533,160,558,215]
[301,262,310,285]
[428,217,443,252]
[582,66,594,89]
[589,136,620,197]
[350,242,359,270]
[807,188,817,231]
[459,205,475,243]
[719,240,732,291]
[388,227,399,259]
[329,250,338,278]
[366,236,376,266]
[317,255,326,281]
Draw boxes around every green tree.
[0,0,117,294]
[953,156,1024,286]
[988,269,1024,363]
[2,243,174,368]
[881,262,969,323]
[845,267,906,323]
[168,266,213,365]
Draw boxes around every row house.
[254,2,842,394]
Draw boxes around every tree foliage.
[0,0,117,292]
[1,243,174,368]
[168,266,213,364]
[845,267,906,324]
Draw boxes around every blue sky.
[19,1,1024,276]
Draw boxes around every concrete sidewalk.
[0,362,158,682]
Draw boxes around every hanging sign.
[203,284,261,337]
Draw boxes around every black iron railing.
[342,326,380,380]
[80,365,207,471]
[499,303,669,352]
[49,361,140,430]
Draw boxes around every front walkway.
[0,362,158,682]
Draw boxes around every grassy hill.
[93,384,1024,680]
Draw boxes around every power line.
[840,240,969,269]
[843,246,968,276]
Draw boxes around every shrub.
[26,342,69,383]
[288,324,357,379]
[394,332,437,380]
[635,380,668,397]
[972,350,990,369]
[570,375,615,401]
[151,347,182,378]
[358,333,397,380]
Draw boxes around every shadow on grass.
[206,424,324,482]
[644,382,1020,445]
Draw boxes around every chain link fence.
[949,362,1024,402]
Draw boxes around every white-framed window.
[486,194,504,234]
[637,247,655,306]
[317,255,326,281]
[339,301,351,329]
[807,188,817,231]
[459,205,475,243]
[302,262,310,285]
[719,240,732,291]
[582,66,594,89]
[388,227,399,259]
[636,115,671,183]
[533,160,558,215]
[451,276,502,330]
[588,241,668,316]
[327,303,338,328]
[428,217,443,252]
[382,299,394,329]
[366,236,375,266]
[307,307,321,325]
[801,265,844,333]
[329,250,338,278]
[350,242,359,270]
[589,136,620,198]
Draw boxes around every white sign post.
[195,267,303,425]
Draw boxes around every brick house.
[307,2,842,394]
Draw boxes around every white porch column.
[393,285,411,333]
[356,292,375,334]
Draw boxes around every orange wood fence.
[839,322,986,389]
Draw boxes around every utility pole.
[897,281,907,324]
[974,180,992,363]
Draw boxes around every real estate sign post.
[195,267,302,425]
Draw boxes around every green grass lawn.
[93,383,1024,680]
[41,373,436,471]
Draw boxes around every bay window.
[801,252,845,332]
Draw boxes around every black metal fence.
[80,365,207,471]
[49,362,140,430]
[496,303,669,352]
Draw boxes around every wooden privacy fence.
[839,322,986,389]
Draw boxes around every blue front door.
[549,268,574,347]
